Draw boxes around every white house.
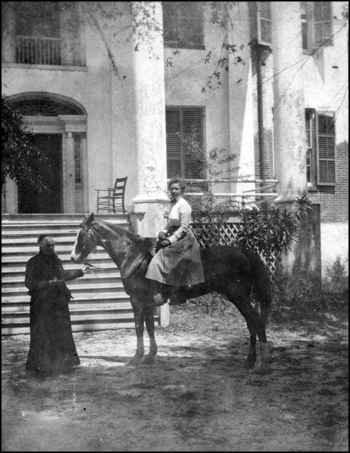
[2,1,348,278]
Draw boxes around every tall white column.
[81,137,89,213]
[228,4,255,199]
[65,132,76,213]
[130,1,169,238]
[271,2,307,205]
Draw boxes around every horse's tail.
[249,251,272,325]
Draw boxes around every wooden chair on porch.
[96,177,128,213]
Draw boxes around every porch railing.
[16,36,61,65]
[183,178,279,207]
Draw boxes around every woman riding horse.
[146,177,205,306]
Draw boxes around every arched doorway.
[8,93,87,214]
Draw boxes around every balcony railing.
[16,36,61,65]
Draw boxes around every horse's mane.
[94,219,153,279]
[97,219,153,250]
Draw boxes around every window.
[163,2,204,49]
[257,2,272,46]
[305,109,336,187]
[15,2,61,65]
[166,107,205,181]
[317,113,336,185]
[1,1,84,66]
[257,2,333,50]
[74,135,82,184]
[302,2,333,51]
[305,110,316,186]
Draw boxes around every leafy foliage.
[270,258,348,324]
[235,196,312,270]
[324,256,349,295]
[1,96,50,193]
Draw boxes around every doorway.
[18,134,62,213]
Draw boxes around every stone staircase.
[1,214,160,335]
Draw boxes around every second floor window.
[163,2,204,49]
[257,2,333,50]
[166,107,205,181]
[306,109,336,187]
[2,1,84,66]
[301,1,333,51]
[15,2,61,65]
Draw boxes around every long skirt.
[26,281,80,376]
[146,229,204,286]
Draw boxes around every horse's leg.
[141,299,158,365]
[244,320,257,369]
[127,297,145,366]
[227,289,271,373]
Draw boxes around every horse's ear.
[87,213,94,225]
[81,213,94,227]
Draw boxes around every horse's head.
[71,213,99,263]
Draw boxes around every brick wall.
[315,141,349,222]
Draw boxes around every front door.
[18,134,62,213]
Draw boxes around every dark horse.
[71,213,272,372]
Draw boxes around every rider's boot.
[153,293,168,306]
[148,281,170,307]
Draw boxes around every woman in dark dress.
[25,234,90,376]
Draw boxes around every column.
[81,137,89,213]
[270,3,320,282]
[271,2,307,205]
[228,4,256,200]
[65,132,76,213]
[130,1,169,238]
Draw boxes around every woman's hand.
[158,231,168,241]
[160,239,171,248]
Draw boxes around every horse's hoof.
[256,364,270,375]
[126,357,142,367]
[140,355,156,365]
[243,359,255,370]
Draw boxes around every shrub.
[323,256,349,295]
[270,259,348,324]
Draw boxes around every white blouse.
[161,197,192,244]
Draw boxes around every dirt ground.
[2,307,349,452]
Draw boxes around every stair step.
[2,321,140,336]
[2,274,121,284]
[2,300,132,313]
[2,282,125,294]
[2,304,133,317]
[2,290,130,303]
[1,254,114,264]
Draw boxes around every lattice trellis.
[191,222,281,283]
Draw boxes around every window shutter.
[163,2,179,45]
[317,113,336,185]
[163,2,204,49]
[183,108,204,179]
[179,2,204,47]
[166,109,182,178]
[166,107,205,180]
[257,2,272,47]
[313,2,332,47]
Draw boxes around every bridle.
[78,224,98,261]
